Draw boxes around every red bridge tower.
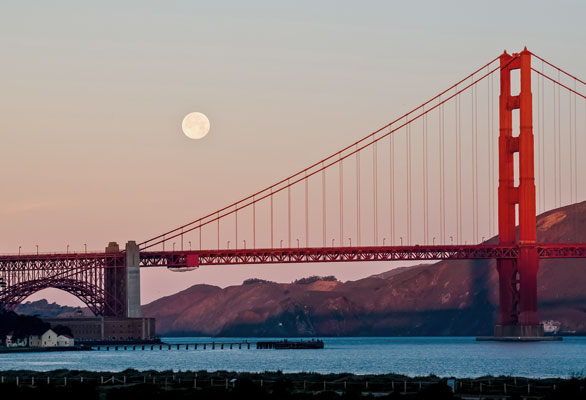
[496,48,542,337]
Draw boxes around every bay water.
[1,337,585,378]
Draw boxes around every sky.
[1,1,586,306]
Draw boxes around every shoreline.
[0,346,91,354]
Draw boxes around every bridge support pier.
[125,241,141,318]
[104,241,141,317]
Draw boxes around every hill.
[15,300,91,318]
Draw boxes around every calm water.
[1,337,585,378]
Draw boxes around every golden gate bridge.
[2,48,586,338]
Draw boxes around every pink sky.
[2,2,586,306]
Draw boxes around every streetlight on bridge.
[450,236,454,245]
[383,238,386,246]
[36,245,39,255]
[18,246,21,256]
[188,241,192,250]
[400,237,403,246]
[84,243,87,253]
[227,241,230,249]
[243,240,246,249]
[348,238,352,247]
[67,244,69,254]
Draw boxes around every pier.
[91,340,325,351]
[91,342,252,351]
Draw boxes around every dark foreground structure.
[0,369,583,400]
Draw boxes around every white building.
[29,329,58,347]
[5,329,74,348]
[56,334,74,347]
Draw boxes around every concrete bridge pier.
[104,241,141,318]
[125,241,141,318]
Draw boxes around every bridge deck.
[1,244,586,269]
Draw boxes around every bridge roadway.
[1,244,586,269]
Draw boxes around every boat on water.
[256,339,324,349]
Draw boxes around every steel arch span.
[0,250,127,317]
[1,278,107,316]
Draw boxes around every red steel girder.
[138,244,586,268]
[2,245,586,270]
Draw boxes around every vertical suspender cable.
[252,197,256,249]
[423,110,428,244]
[270,188,274,248]
[322,163,326,247]
[535,69,539,213]
[557,70,564,207]
[438,103,443,244]
[471,85,477,243]
[474,82,480,241]
[541,62,546,210]
[573,80,578,204]
[356,146,361,246]
[553,77,558,207]
[305,172,309,247]
[474,86,480,242]
[339,156,343,247]
[569,88,574,204]
[454,93,462,244]
[536,70,542,213]
[488,71,493,234]
[440,103,445,244]
[373,140,378,245]
[438,104,443,245]
[287,179,291,248]
[456,93,461,243]
[536,70,546,211]
[217,212,220,250]
[487,73,492,233]
[235,205,238,249]
[541,71,545,212]
[390,133,394,245]
[407,120,412,245]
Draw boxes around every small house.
[56,334,74,347]
[29,329,58,347]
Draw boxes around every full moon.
[182,112,210,140]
